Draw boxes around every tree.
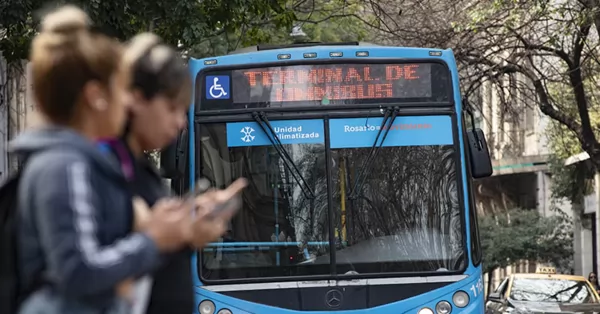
[0,0,295,64]
[479,208,573,293]
[546,107,597,206]
[364,0,600,170]
[0,0,371,63]
[184,0,370,59]
[544,70,600,208]
[456,1,600,168]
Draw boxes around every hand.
[188,178,247,248]
[116,279,134,302]
[132,196,151,232]
[144,198,189,252]
[194,178,247,218]
[117,197,171,302]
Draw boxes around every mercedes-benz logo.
[325,289,343,309]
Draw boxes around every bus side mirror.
[466,128,493,178]
[160,129,188,179]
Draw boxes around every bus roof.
[189,43,455,69]
[227,42,382,55]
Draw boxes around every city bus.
[161,42,493,314]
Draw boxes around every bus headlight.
[452,291,469,308]
[435,301,452,314]
[217,309,232,314]
[199,300,216,314]
[418,307,435,314]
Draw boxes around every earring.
[94,99,108,111]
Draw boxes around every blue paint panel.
[226,119,324,147]
[329,115,453,149]
[193,265,484,314]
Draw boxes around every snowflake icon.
[240,126,255,143]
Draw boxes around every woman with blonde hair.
[12,5,195,313]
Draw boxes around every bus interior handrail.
[206,241,330,247]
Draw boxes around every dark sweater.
[100,140,194,314]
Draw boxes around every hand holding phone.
[183,178,212,208]
[195,178,247,219]
[188,178,247,248]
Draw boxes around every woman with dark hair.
[13,5,194,314]
[99,33,246,314]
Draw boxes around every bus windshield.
[198,114,466,281]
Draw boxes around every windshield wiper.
[348,107,399,199]
[252,112,316,199]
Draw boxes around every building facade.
[473,75,582,292]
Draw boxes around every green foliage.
[296,1,368,43]
[479,209,573,274]
[185,0,369,59]
[0,0,294,64]
[547,153,593,203]
[546,116,590,201]
[545,77,600,202]
[0,0,370,64]
[0,0,39,63]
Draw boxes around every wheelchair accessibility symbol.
[206,75,230,100]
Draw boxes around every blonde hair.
[30,5,122,124]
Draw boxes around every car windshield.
[197,115,465,281]
[510,278,596,304]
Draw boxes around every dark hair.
[31,5,121,124]
[122,33,191,103]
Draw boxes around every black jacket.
[101,140,194,314]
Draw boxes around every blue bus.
[161,42,493,314]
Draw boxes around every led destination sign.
[230,63,433,103]
[198,62,451,110]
